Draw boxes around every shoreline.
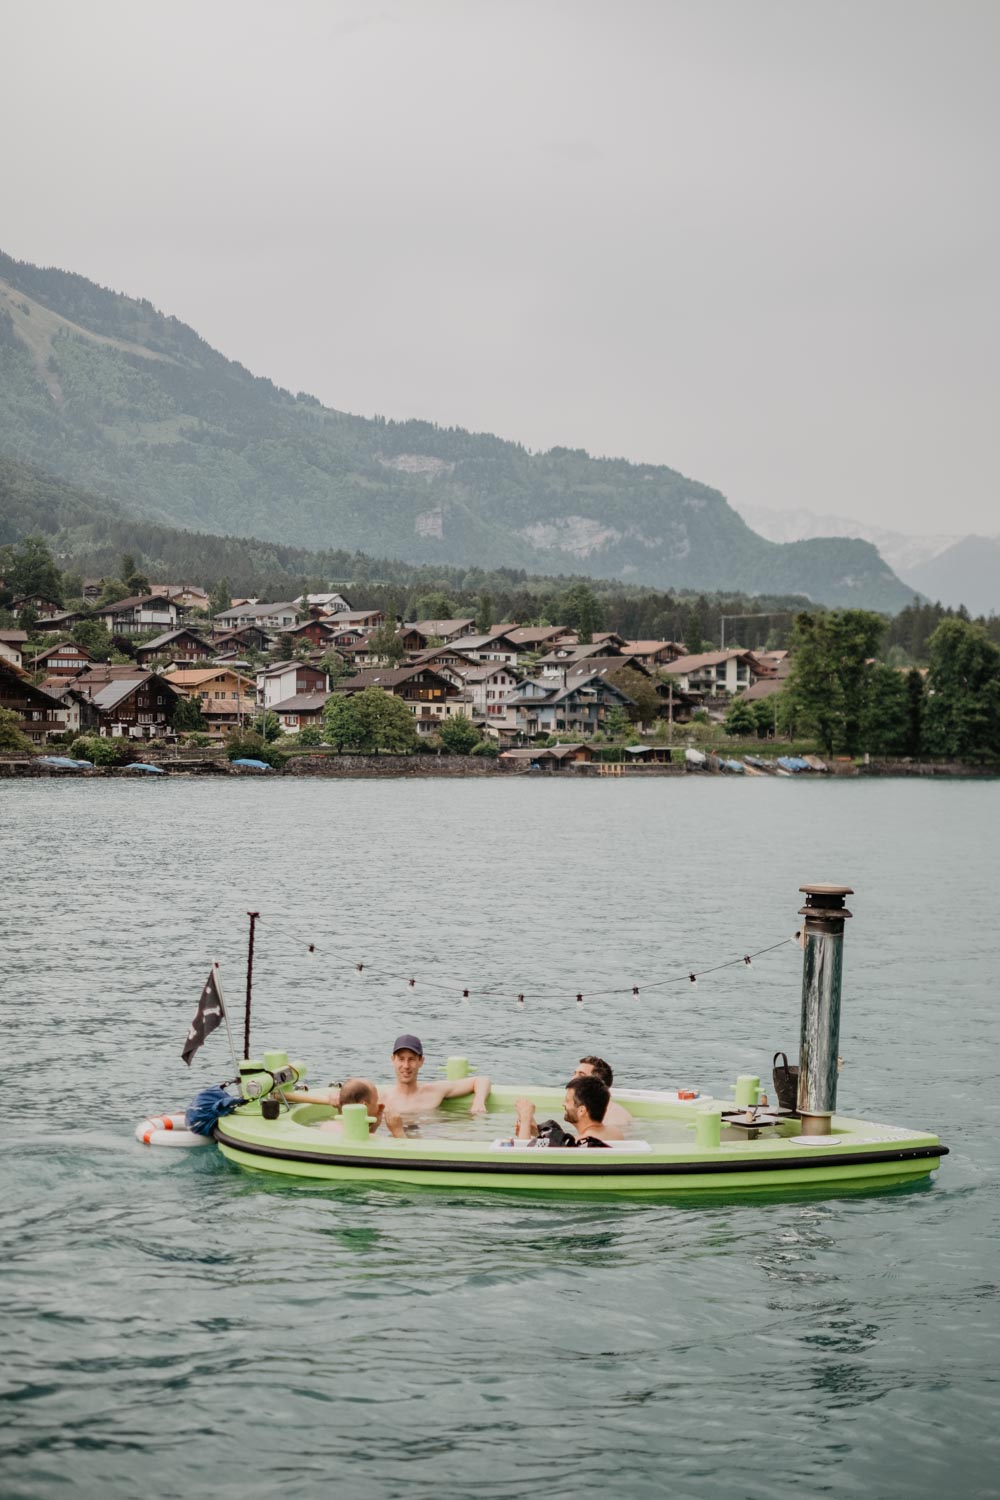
[1,754,996,780]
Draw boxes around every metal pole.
[244,910,259,1060]
[796,884,853,1134]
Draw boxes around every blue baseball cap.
[392,1034,424,1057]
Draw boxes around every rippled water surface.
[2,777,998,1499]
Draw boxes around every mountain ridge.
[0,250,914,611]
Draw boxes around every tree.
[98,578,128,605]
[476,593,495,633]
[413,592,456,622]
[297,724,324,747]
[723,696,756,737]
[783,610,886,755]
[860,666,910,755]
[604,706,630,742]
[0,706,31,752]
[439,712,480,755]
[558,583,602,643]
[70,618,114,659]
[367,618,406,665]
[6,536,63,604]
[251,709,282,742]
[272,632,295,662]
[323,687,418,753]
[172,695,207,732]
[319,648,352,683]
[922,619,1000,760]
[210,577,232,618]
[225,729,286,768]
[607,667,659,727]
[752,694,779,739]
[120,553,149,595]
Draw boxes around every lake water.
[2,777,998,1499]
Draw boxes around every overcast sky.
[3,0,997,535]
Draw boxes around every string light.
[253,916,798,1007]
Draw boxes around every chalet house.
[257,661,330,708]
[211,625,271,653]
[81,578,105,604]
[271,691,332,734]
[0,630,28,670]
[404,645,477,672]
[164,668,257,733]
[214,601,301,632]
[36,678,99,736]
[497,673,634,741]
[69,667,180,738]
[324,609,386,634]
[29,641,94,676]
[622,640,687,667]
[665,650,759,697]
[333,665,461,736]
[400,619,477,649]
[443,631,520,665]
[0,664,65,745]
[12,595,64,622]
[504,627,563,654]
[323,627,367,650]
[284,618,338,649]
[97,594,180,636]
[135,628,216,666]
[537,641,625,674]
[451,662,521,720]
[297,591,352,615]
[150,584,211,611]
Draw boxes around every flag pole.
[244,910,260,1060]
[213,961,242,1077]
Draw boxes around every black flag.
[182,966,226,1065]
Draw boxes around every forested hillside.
[0,251,914,610]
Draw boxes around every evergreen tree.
[6,536,63,603]
[723,696,756,737]
[784,610,885,755]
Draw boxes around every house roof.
[216,601,300,620]
[257,660,326,677]
[335,666,454,692]
[164,668,254,688]
[454,662,520,681]
[29,641,91,663]
[666,650,757,674]
[406,619,476,637]
[623,640,685,655]
[99,593,179,613]
[565,657,651,680]
[138,628,213,651]
[742,678,784,702]
[271,691,332,713]
[537,641,623,664]
[447,633,519,652]
[0,630,29,644]
[504,627,563,647]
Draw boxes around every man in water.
[514,1074,620,1146]
[572,1055,632,1132]
[284,1077,406,1137]
[317,1078,406,1137]
[379,1034,491,1116]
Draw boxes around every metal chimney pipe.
[796,884,853,1135]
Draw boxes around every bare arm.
[285,1087,340,1107]
[441,1074,492,1115]
[514,1098,538,1139]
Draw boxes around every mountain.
[735,501,1000,615]
[903,536,1000,617]
[0,251,914,611]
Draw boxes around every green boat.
[212,1073,947,1194]
[193,885,946,1196]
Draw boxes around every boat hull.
[213,1085,947,1195]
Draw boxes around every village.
[0,579,798,773]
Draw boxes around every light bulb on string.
[462,988,470,1006]
[408,978,415,989]
[689,974,697,988]
[743,955,752,968]
[576,993,583,1007]
[632,986,640,999]
[516,994,525,1011]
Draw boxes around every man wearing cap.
[380,1034,491,1116]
